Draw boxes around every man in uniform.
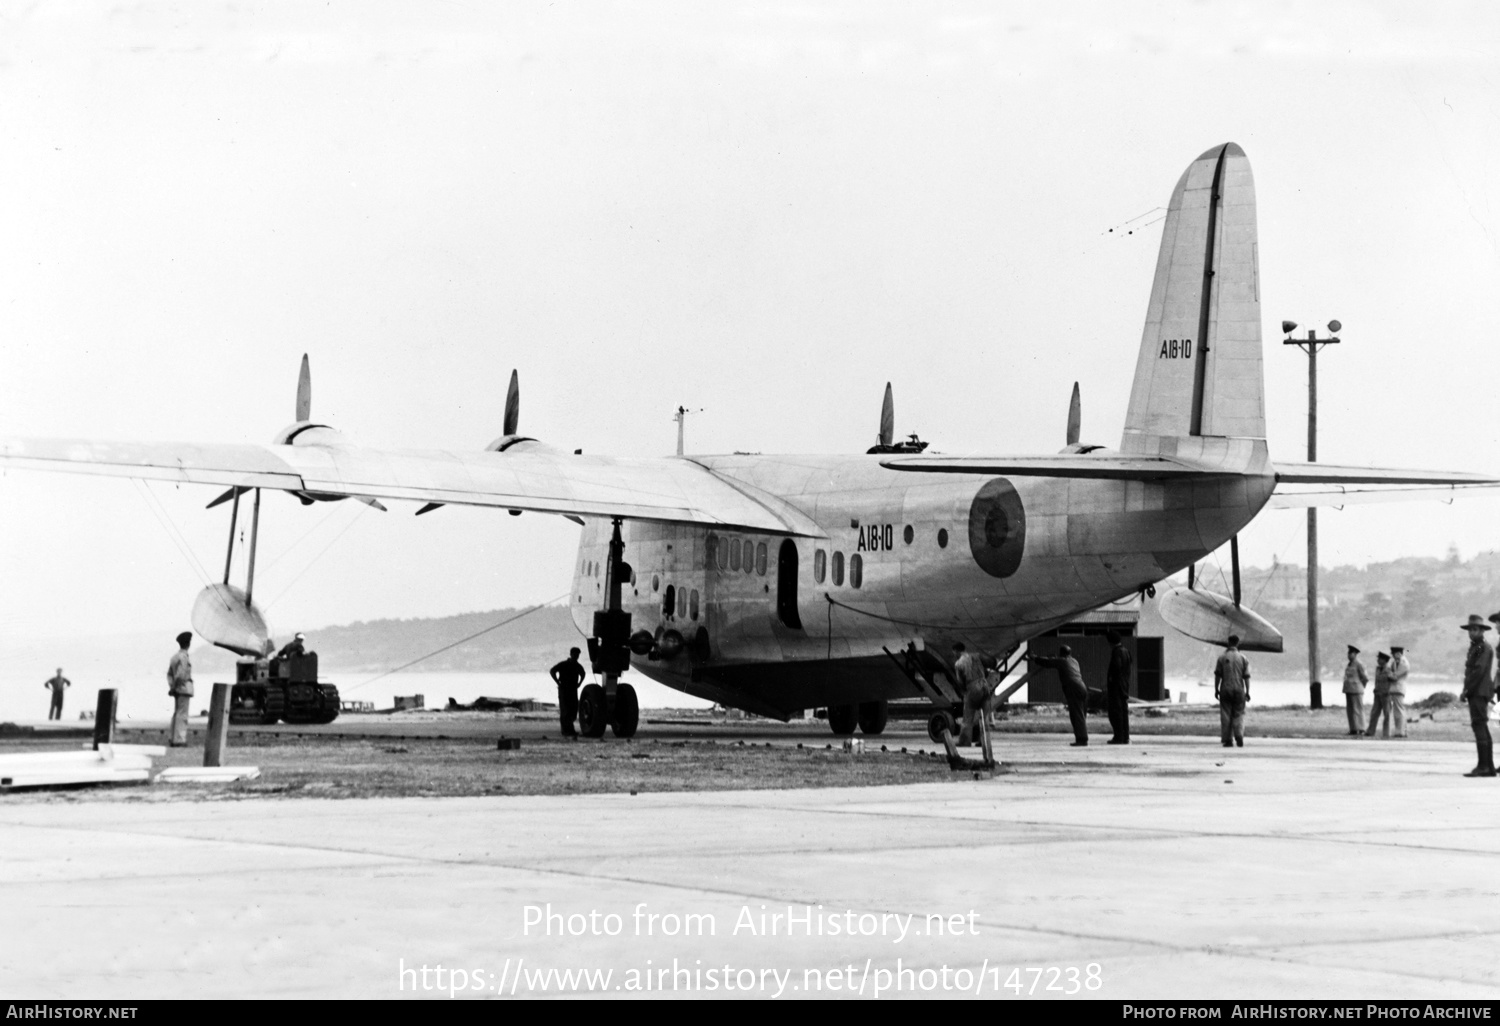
[1387,644,1410,738]
[549,647,586,738]
[1030,645,1089,746]
[953,642,989,747]
[1365,652,1392,738]
[43,667,70,721]
[1215,634,1251,748]
[1105,631,1132,745]
[1342,644,1368,736]
[1458,614,1495,777]
[167,631,194,747]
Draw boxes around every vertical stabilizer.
[1122,144,1263,452]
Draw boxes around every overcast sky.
[1,1,1498,642]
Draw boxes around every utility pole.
[1283,319,1342,710]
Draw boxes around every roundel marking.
[967,477,1026,578]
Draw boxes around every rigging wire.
[132,479,214,589]
[259,502,345,574]
[347,594,570,692]
[261,504,370,612]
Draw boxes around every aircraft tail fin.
[1121,143,1264,454]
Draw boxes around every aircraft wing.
[0,437,812,534]
[878,454,1217,480]
[1270,461,1500,509]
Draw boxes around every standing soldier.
[43,667,70,721]
[1105,631,1132,745]
[166,631,194,747]
[549,647,586,739]
[1029,645,1090,747]
[1342,645,1368,736]
[1215,634,1251,748]
[1459,615,1495,778]
[1387,644,1410,738]
[1365,652,1392,738]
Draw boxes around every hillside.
[300,605,583,673]
[1145,549,1500,682]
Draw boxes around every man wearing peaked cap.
[1459,615,1495,777]
[1342,645,1368,737]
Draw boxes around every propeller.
[503,369,520,437]
[417,369,522,515]
[878,382,894,449]
[295,353,311,422]
[1066,382,1080,447]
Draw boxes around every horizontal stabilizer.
[1275,461,1500,486]
[1269,484,1500,509]
[880,454,1222,480]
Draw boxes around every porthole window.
[903,525,914,545]
[814,549,827,583]
[755,542,767,576]
[717,538,728,570]
[937,528,949,549]
[663,584,675,617]
[832,551,845,586]
[850,553,863,589]
[706,534,718,570]
[730,538,742,571]
[689,589,700,621]
[652,574,660,592]
[677,586,687,618]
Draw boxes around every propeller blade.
[878,382,894,448]
[296,354,312,422]
[206,485,250,509]
[356,496,388,512]
[503,369,520,436]
[415,502,444,516]
[1066,382,1081,447]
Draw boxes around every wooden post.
[204,683,230,768]
[92,689,117,750]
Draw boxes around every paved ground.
[2,730,1497,1000]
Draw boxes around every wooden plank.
[156,766,260,783]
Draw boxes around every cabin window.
[903,525,914,545]
[849,554,863,589]
[937,528,949,549]
[814,549,827,583]
[730,538,742,571]
[706,534,718,570]
[743,538,755,574]
[663,584,675,617]
[689,589,700,621]
[755,542,767,576]
[832,551,845,586]
[717,537,729,570]
[652,574,660,592]
[677,586,687,618]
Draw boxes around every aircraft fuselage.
[569,440,1275,717]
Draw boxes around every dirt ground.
[0,696,1477,802]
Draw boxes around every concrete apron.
[1,733,1497,1000]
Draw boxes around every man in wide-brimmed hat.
[1459,615,1495,777]
[1342,644,1368,736]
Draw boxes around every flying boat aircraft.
[3,143,1496,739]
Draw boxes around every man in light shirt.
[167,631,194,747]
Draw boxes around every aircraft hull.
[569,446,1274,717]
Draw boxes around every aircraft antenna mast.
[673,406,702,456]
[1283,319,1342,711]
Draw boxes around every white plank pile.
[0,743,165,790]
[156,766,260,783]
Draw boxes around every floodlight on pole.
[1283,319,1342,710]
